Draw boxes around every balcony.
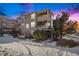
[37,15,48,22]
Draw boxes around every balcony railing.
[37,15,48,21]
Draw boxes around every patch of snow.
[63,34,79,42]
[0,34,18,44]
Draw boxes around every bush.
[32,30,48,41]
[56,39,79,48]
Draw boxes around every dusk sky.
[0,3,79,21]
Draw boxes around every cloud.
[69,13,79,22]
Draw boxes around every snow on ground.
[0,34,78,56]
[0,34,30,56]
[21,39,79,55]
[0,34,18,44]
[0,43,29,56]
[63,34,79,42]
[19,40,78,56]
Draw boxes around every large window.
[31,13,36,19]
[31,22,36,27]
[26,24,29,28]
[46,23,50,28]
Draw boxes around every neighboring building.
[0,16,6,29]
[0,16,19,33]
[5,20,19,29]
[18,9,53,36]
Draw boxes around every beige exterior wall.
[0,16,19,29]
[19,9,53,35]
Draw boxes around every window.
[46,23,50,27]
[31,13,36,19]
[31,22,35,27]
[26,24,29,28]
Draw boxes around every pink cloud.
[69,12,79,22]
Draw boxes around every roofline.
[17,9,53,19]
[24,9,51,15]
